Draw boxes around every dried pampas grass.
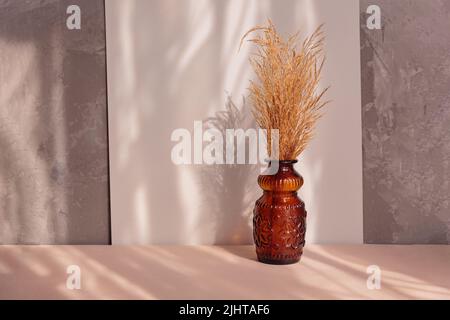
[241,20,329,160]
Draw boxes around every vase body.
[253,160,307,264]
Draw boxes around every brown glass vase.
[253,160,306,264]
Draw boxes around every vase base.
[257,256,301,265]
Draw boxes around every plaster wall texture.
[361,0,450,243]
[0,0,110,244]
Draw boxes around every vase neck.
[259,160,303,192]
[268,160,298,173]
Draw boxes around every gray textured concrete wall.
[361,0,450,243]
[0,0,110,244]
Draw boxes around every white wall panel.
[106,0,363,244]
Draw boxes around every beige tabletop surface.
[0,245,449,300]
